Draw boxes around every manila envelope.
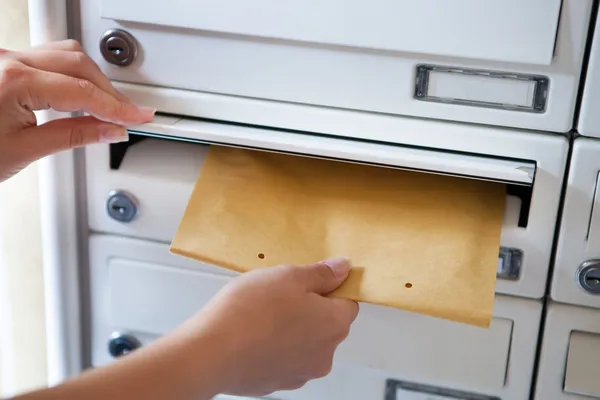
[170,146,505,327]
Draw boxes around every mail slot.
[534,303,600,400]
[89,234,542,400]
[552,138,600,309]
[85,114,567,300]
[77,0,593,133]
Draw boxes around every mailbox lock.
[108,332,141,358]
[106,190,139,223]
[576,260,600,294]
[99,29,138,67]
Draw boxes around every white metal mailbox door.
[100,0,561,65]
[552,138,600,309]
[578,4,600,138]
[535,303,600,400]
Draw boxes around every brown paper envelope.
[170,146,505,327]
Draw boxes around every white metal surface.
[577,5,600,137]
[552,138,600,308]
[78,0,592,133]
[90,234,542,400]
[28,0,83,386]
[129,115,536,185]
[85,114,568,300]
[563,331,600,397]
[100,0,561,66]
[534,303,600,399]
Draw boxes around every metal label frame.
[385,379,501,400]
[414,65,549,114]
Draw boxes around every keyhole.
[112,204,126,214]
[108,45,123,55]
[586,276,600,286]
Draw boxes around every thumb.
[297,257,352,295]
[17,115,128,160]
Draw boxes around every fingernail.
[323,257,351,279]
[100,126,129,143]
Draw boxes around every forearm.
[11,327,230,400]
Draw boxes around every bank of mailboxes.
[59,0,600,399]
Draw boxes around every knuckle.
[71,51,88,67]
[108,98,126,119]
[0,59,27,83]
[314,361,333,378]
[62,39,83,51]
[75,78,95,95]
[330,309,352,337]
[68,125,88,149]
[279,264,299,277]
[74,78,105,107]
[333,327,350,343]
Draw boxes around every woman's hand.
[185,257,359,397]
[14,259,358,400]
[0,40,154,182]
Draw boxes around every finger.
[295,257,352,295]
[22,68,154,124]
[280,380,307,391]
[32,39,83,52]
[12,49,129,101]
[21,40,130,102]
[15,116,128,161]
[329,297,359,326]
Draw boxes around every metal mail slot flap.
[100,0,561,65]
[127,115,536,186]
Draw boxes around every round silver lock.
[99,29,138,66]
[576,260,600,294]
[106,190,139,223]
[108,332,141,358]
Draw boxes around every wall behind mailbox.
[0,0,48,396]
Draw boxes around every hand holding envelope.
[171,146,505,328]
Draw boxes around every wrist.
[165,317,239,398]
